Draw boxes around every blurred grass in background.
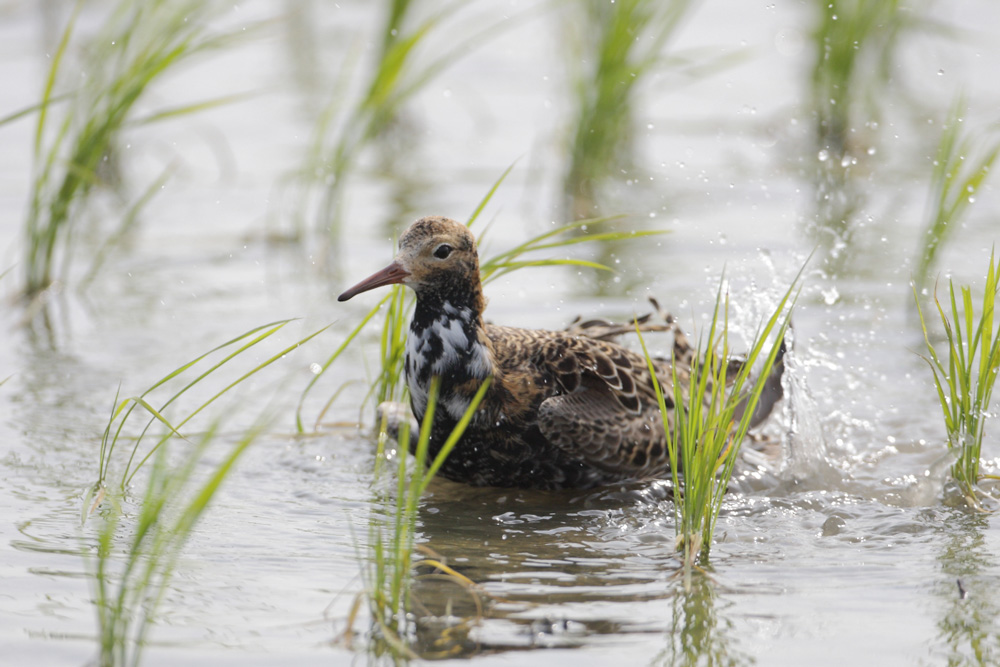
[805,0,914,262]
[22,0,251,298]
[561,0,697,221]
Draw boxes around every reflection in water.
[931,511,1000,665]
[655,573,752,667]
[365,479,754,665]
[359,479,761,660]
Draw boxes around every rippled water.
[3,1,1000,665]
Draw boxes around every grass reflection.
[932,511,1000,665]
[657,573,751,667]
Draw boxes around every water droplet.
[818,149,830,162]
[937,69,944,76]
[309,363,322,375]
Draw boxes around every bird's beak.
[338,260,410,301]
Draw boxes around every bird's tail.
[734,336,787,429]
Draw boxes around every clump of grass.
[562,0,696,220]
[350,376,491,659]
[913,250,1000,510]
[636,274,798,584]
[24,0,251,296]
[90,422,264,667]
[85,319,325,666]
[914,96,1000,294]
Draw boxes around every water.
[2,0,1000,664]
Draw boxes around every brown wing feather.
[487,324,679,476]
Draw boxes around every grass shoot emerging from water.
[636,275,797,584]
[809,0,908,161]
[296,1,520,240]
[914,250,1000,510]
[353,376,491,659]
[96,319,326,492]
[90,422,264,667]
[85,319,325,666]
[805,0,912,255]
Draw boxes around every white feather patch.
[405,303,492,417]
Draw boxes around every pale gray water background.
[2,0,1000,665]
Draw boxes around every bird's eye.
[433,244,453,259]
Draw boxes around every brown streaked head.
[338,216,484,311]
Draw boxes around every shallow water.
[3,0,1000,665]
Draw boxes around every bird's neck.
[406,295,493,421]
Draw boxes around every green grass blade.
[296,293,392,432]
[419,377,492,495]
[467,161,517,229]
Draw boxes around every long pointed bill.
[338,260,410,301]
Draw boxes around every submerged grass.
[915,96,1000,293]
[24,0,252,296]
[636,273,798,583]
[86,320,325,665]
[914,250,1000,510]
[563,0,696,220]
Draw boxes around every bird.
[338,216,784,490]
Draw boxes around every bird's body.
[339,216,781,490]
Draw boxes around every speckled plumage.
[339,216,782,490]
